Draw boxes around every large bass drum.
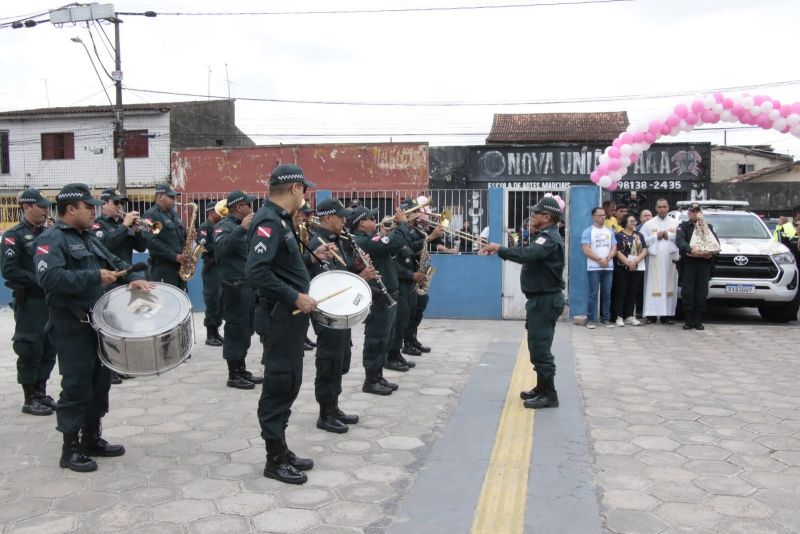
[309,270,372,329]
[91,282,194,376]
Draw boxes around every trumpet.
[119,210,162,234]
[44,216,55,229]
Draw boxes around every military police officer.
[349,205,410,395]
[143,183,187,290]
[0,189,57,416]
[246,164,333,485]
[675,203,719,331]
[306,198,376,434]
[198,202,224,346]
[92,189,147,265]
[483,196,565,409]
[36,183,153,472]
[216,190,261,389]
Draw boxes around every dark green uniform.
[498,224,565,380]
[90,214,147,265]
[198,219,223,329]
[143,206,186,290]
[389,229,425,355]
[306,229,354,407]
[354,223,410,370]
[216,215,254,364]
[0,219,56,387]
[36,222,140,434]
[675,219,718,326]
[246,199,311,442]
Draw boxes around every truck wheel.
[758,297,799,323]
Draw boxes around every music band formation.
[0,163,565,484]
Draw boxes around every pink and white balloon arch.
[592,92,800,191]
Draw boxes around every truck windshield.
[694,214,771,239]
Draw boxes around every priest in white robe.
[641,199,680,322]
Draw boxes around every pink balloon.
[665,114,680,127]
[685,113,699,126]
[590,170,599,180]
[620,133,634,145]
[757,115,773,129]
[595,163,609,176]
[591,175,600,184]
[740,111,754,124]
[713,92,724,103]
[781,126,792,134]
[731,103,744,116]
[607,159,621,171]
[691,100,705,113]
[633,132,645,143]
[612,138,622,148]
[606,181,619,192]
[648,120,662,134]
[754,95,766,106]
[780,104,792,118]
[772,99,781,110]
[608,147,621,158]
[700,110,717,123]
[674,104,688,118]
[660,124,672,135]
[644,132,657,144]
[722,98,733,109]
[790,102,800,114]
[629,153,639,163]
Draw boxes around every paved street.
[0,308,798,533]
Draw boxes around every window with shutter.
[0,131,9,174]
[41,133,75,160]
[114,129,149,158]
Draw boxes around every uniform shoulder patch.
[200,230,207,236]
[35,245,49,256]
[535,236,547,245]
[254,241,267,254]
[371,235,381,242]
[37,260,48,272]
[96,230,104,239]
[381,237,390,244]
[5,249,14,257]
[3,237,15,245]
[91,223,100,230]
[257,226,272,238]
[215,227,224,234]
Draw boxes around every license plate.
[725,284,755,294]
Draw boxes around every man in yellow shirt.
[773,216,797,242]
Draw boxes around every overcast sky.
[2,0,800,157]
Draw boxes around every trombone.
[379,197,432,229]
[416,209,488,245]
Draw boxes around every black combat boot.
[411,335,431,353]
[21,383,52,416]
[523,377,559,409]
[384,353,410,372]
[205,326,223,346]
[520,372,541,400]
[316,404,349,434]
[239,362,263,384]
[60,432,97,472]
[334,405,359,425]
[396,353,416,369]
[226,361,255,389]
[304,336,317,351]
[377,368,399,391]
[264,439,307,484]
[362,369,392,396]
[80,418,125,457]
[281,430,314,471]
[401,340,422,357]
[36,380,57,410]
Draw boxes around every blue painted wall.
[567,185,602,319]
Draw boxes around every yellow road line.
[471,339,535,534]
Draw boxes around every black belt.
[525,291,559,299]
[49,306,91,323]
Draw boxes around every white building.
[0,99,253,191]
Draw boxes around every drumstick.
[292,286,352,315]
[113,262,148,278]
[316,237,346,266]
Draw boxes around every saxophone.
[414,228,436,295]
[179,203,206,281]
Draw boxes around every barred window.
[41,132,75,160]
[0,131,9,174]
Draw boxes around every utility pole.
[113,17,126,194]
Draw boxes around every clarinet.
[342,230,397,308]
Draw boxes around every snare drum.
[308,270,372,329]
[91,282,194,376]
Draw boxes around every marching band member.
[198,202,224,346]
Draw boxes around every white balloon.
[671,126,681,136]
[598,175,612,188]
[774,118,788,131]
[791,125,800,137]
[742,95,754,109]
[762,100,774,112]
[703,95,716,108]
[599,154,610,165]
[641,143,651,151]
[632,143,644,155]
[712,104,724,114]
[768,109,780,121]
[620,144,633,157]
[750,105,762,116]
[787,114,800,127]
[720,110,735,122]
[619,167,629,177]
[609,170,622,180]
[620,156,632,167]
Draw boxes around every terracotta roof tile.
[0,100,230,118]
[487,111,629,143]
[723,160,800,183]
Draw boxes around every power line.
[124,79,800,108]
[127,0,633,17]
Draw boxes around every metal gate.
[502,188,570,319]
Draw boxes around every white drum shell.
[91,282,194,376]
[308,270,372,329]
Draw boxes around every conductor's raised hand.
[482,242,501,255]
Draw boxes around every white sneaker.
[615,317,625,327]
[626,316,641,326]
[586,322,596,330]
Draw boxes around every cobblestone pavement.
[573,319,800,534]
[0,311,519,534]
